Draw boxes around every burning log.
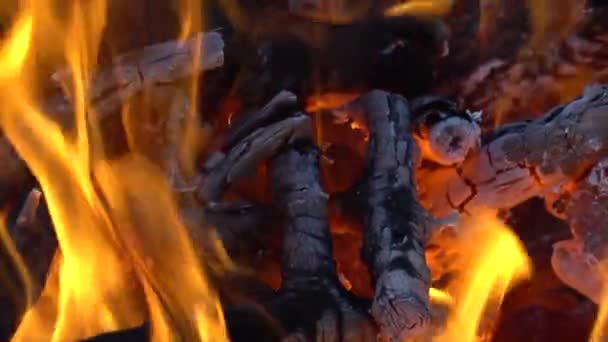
[338,90,433,340]
[268,140,376,341]
[545,157,608,304]
[196,91,377,340]
[197,91,308,203]
[412,85,608,307]
[194,91,310,263]
[0,31,225,207]
[418,84,608,217]
[50,31,224,123]
[409,95,481,166]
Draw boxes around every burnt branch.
[270,142,336,287]
[418,84,608,217]
[51,31,224,123]
[197,92,311,203]
[269,140,375,341]
[352,90,432,341]
[0,32,225,206]
[545,157,608,304]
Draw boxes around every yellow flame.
[169,0,207,182]
[0,212,34,311]
[430,287,454,307]
[0,13,32,82]
[385,0,453,17]
[0,1,228,341]
[434,210,532,342]
[591,264,608,342]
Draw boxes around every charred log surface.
[197,91,309,203]
[271,142,335,288]
[545,157,608,304]
[350,91,431,340]
[51,31,224,127]
[268,141,375,341]
[419,84,608,217]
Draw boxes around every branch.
[545,157,608,304]
[51,31,224,124]
[418,84,608,217]
[197,92,310,203]
[351,90,432,341]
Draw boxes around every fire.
[435,210,532,342]
[0,1,228,341]
[0,212,33,311]
[384,0,453,18]
[591,264,608,342]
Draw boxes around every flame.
[525,0,581,54]
[0,212,34,311]
[0,12,32,82]
[429,287,454,307]
[384,0,453,17]
[434,210,532,342]
[0,1,228,341]
[591,264,608,342]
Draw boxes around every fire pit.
[1,0,608,341]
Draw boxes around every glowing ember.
[0,1,228,341]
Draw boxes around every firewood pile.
[1,1,608,341]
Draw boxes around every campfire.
[1,0,608,341]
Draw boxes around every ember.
[0,0,607,341]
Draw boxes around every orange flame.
[591,264,608,342]
[385,0,453,18]
[0,1,228,341]
[434,210,532,342]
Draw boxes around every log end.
[371,270,430,341]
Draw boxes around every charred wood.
[51,31,224,126]
[268,140,375,342]
[344,90,432,341]
[545,157,608,304]
[418,84,608,217]
[197,92,310,203]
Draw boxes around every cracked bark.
[271,143,336,288]
[194,91,309,263]
[351,90,431,341]
[268,140,375,342]
[418,84,608,217]
[545,157,608,304]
